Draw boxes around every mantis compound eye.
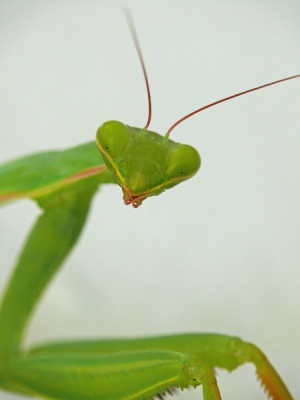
[167,144,201,182]
[96,121,130,159]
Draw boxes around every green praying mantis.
[0,12,299,400]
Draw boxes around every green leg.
[0,181,98,359]
[29,333,294,400]
[0,349,222,400]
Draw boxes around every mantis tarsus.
[0,10,299,400]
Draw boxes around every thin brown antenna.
[166,74,300,137]
[123,10,152,130]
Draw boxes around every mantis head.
[96,121,201,208]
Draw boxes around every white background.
[0,1,299,399]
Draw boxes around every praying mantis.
[0,3,300,400]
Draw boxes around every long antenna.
[166,74,300,137]
[124,10,152,130]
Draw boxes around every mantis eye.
[167,144,201,181]
[96,121,130,159]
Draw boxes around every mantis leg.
[0,180,98,371]
[29,333,293,400]
[1,349,221,400]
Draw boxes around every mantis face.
[96,121,201,207]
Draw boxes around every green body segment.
[29,333,244,370]
[2,351,203,400]
[0,142,113,204]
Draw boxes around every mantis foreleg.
[27,333,294,400]
[0,181,98,359]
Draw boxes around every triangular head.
[96,121,201,208]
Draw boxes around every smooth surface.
[1,1,299,399]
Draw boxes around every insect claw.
[235,341,293,400]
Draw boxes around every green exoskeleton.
[96,122,200,207]
[0,13,299,400]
